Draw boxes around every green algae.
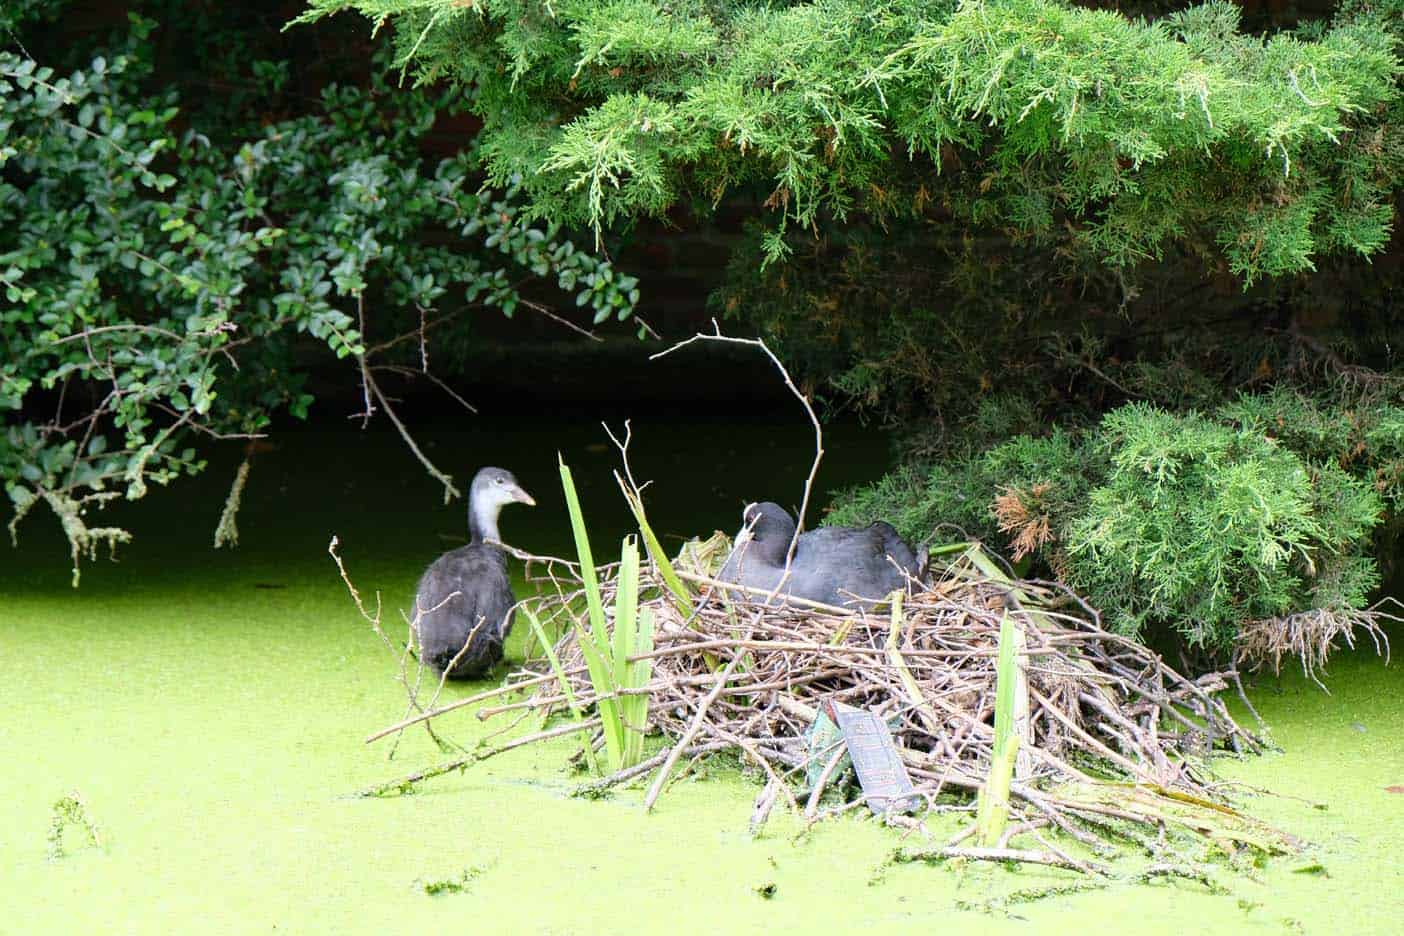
[46,791,102,861]
[2,422,1400,934]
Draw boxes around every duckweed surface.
[2,423,1400,934]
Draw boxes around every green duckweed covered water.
[2,422,1400,934]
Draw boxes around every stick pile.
[521,548,1261,790]
[357,541,1299,873]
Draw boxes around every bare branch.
[518,297,604,342]
[651,318,824,570]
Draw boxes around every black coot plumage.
[718,501,917,609]
[414,467,535,679]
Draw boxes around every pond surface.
[1,421,1400,933]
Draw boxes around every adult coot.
[718,501,917,609]
[414,467,535,678]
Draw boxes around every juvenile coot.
[718,501,917,609]
[413,467,535,678]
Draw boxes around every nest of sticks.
[354,538,1306,875]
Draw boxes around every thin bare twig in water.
[328,536,459,754]
[804,743,850,820]
[896,845,1109,873]
[420,611,493,717]
[363,666,589,743]
[358,719,602,797]
[750,779,783,835]
[573,741,732,797]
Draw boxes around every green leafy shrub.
[829,397,1391,650]
[1220,388,1404,513]
[1068,404,1381,647]
[1,5,638,581]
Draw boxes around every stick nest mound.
[355,538,1321,874]
[523,544,1262,794]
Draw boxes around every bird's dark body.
[414,543,513,679]
[719,502,917,609]
[796,522,917,607]
[412,466,535,680]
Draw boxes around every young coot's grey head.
[468,466,535,543]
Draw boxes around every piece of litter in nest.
[826,701,922,815]
[803,708,848,790]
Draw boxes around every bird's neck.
[469,501,500,545]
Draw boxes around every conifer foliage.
[828,393,1401,650]
[303,0,1402,279]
